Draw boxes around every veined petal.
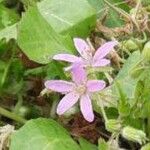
[57,92,79,115]
[87,80,106,92]
[92,58,110,67]
[53,54,80,63]
[80,94,94,122]
[71,63,87,85]
[73,38,91,59]
[45,80,74,93]
[93,41,118,61]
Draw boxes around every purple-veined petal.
[57,92,79,115]
[71,63,87,85]
[73,38,91,59]
[45,80,74,93]
[93,41,118,61]
[53,54,80,63]
[92,58,110,67]
[80,94,94,122]
[87,80,106,92]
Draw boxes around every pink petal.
[57,92,79,115]
[80,94,94,122]
[93,41,118,61]
[87,80,106,92]
[45,80,74,93]
[92,58,110,67]
[71,63,87,85]
[73,38,91,59]
[53,54,80,63]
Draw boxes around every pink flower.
[45,64,106,122]
[53,38,118,69]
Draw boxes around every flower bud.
[105,119,122,133]
[142,41,150,61]
[121,126,147,145]
[123,39,138,51]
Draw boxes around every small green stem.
[14,94,23,114]
[96,94,108,122]
[90,71,108,122]
[1,46,15,87]
[50,100,58,119]
[0,106,26,124]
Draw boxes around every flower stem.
[90,71,108,122]
[0,106,26,124]
[50,100,58,119]
[95,94,108,122]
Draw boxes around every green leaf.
[38,0,96,37]
[79,138,97,150]
[17,6,75,64]
[112,51,142,99]
[133,69,150,118]
[0,24,17,41]
[10,118,81,150]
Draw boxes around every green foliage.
[113,51,142,99]
[10,118,81,150]
[87,0,130,27]
[98,139,108,150]
[0,24,17,41]
[38,0,96,37]
[1,0,150,149]
[0,4,19,30]
[17,6,75,64]
[79,138,97,150]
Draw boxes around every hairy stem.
[0,106,26,124]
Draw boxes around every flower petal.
[80,94,94,122]
[93,41,118,61]
[92,58,110,67]
[87,80,106,92]
[71,63,87,85]
[53,54,80,63]
[45,80,74,93]
[73,38,90,59]
[57,92,79,115]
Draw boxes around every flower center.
[75,84,87,95]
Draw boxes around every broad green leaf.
[0,24,17,41]
[17,6,75,64]
[79,138,97,150]
[112,51,142,99]
[10,118,81,150]
[38,0,96,37]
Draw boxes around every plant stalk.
[0,106,26,124]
